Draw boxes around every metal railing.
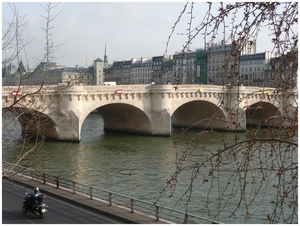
[2,161,221,224]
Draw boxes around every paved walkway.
[3,172,169,224]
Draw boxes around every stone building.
[131,57,152,84]
[3,42,297,89]
[172,51,197,84]
[2,62,22,86]
[104,57,152,85]
[206,41,256,86]
[93,58,105,85]
[107,60,126,84]
[240,52,275,86]
[264,50,298,89]
[2,59,104,86]
[151,54,172,84]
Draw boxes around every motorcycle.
[22,190,48,219]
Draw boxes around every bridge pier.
[225,86,247,131]
[150,85,172,136]
[280,88,298,128]
[54,85,87,142]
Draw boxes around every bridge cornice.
[3,84,296,96]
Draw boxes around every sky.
[2,2,280,68]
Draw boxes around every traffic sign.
[116,88,123,95]
[12,90,22,97]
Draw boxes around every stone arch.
[81,103,152,135]
[3,107,58,140]
[171,100,228,131]
[170,93,227,116]
[245,101,283,127]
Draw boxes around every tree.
[2,2,64,173]
[158,2,298,223]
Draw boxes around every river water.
[2,113,297,224]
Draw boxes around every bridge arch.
[3,107,58,140]
[82,103,152,135]
[245,101,283,127]
[171,100,228,130]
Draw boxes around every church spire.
[104,42,108,65]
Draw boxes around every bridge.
[2,84,297,142]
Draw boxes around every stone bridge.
[2,84,297,142]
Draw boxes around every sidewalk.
[3,172,169,224]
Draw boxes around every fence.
[2,161,221,224]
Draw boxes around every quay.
[2,162,221,224]
[3,172,169,224]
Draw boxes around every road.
[2,179,124,224]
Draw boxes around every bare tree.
[2,3,66,173]
[2,3,32,66]
[158,2,298,223]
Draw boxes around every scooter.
[22,191,48,219]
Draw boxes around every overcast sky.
[2,2,277,68]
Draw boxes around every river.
[2,112,297,223]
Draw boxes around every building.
[151,56,164,84]
[240,52,275,86]
[108,60,125,84]
[131,57,152,84]
[206,41,256,85]
[195,49,208,84]
[3,41,297,89]
[105,55,170,85]
[151,54,172,84]
[2,61,24,86]
[94,58,105,85]
[2,59,104,86]
[104,57,153,85]
[171,49,208,85]
[265,50,298,89]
